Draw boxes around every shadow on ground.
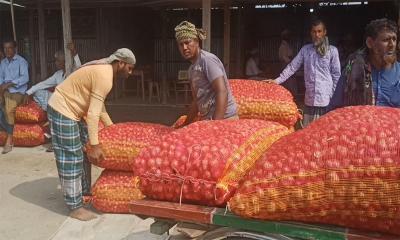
[9,177,69,216]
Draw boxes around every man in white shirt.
[278,29,297,96]
[25,42,81,111]
[245,48,264,80]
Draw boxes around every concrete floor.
[0,146,169,240]
[0,103,188,240]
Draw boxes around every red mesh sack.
[15,101,47,123]
[0,131,6,145]
[13,124,46,147]
[92,170,144,213]
[229,106,400,235]
[229,79,301,127]
[90,122,172,171]
[135,119,291,206]
[171,115,200,128]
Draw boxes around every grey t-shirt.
[188,50,237,119]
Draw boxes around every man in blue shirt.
[0,40,29,154]
[342,18,400,107]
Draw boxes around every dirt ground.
[0,103,188,240]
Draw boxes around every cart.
[129,199,398,240]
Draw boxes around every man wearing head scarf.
[47,48,135,221]
[175,21,238,126]
[266,19,341,127]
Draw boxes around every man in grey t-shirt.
[175,21,238,126]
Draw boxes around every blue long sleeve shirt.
[0,54,29,94]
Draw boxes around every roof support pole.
[161,10,168,104]
[202,0,211,52]
[29,9,37,83]
[10,0,16,41]
[61,0,72,76]
[37,0,47,79]
[236,6,243,77]
[223,0,231,76]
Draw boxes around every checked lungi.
[47,106,91,210]
[302,105,328,128]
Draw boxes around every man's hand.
[67,42,77,56]
[1,82,14,90]
[87,144,104,163]
[0,83,14,95]
[22,94,31,105]
[262,79,278,84]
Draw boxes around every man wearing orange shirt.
[47,48,135,221]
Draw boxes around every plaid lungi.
[302,105,328,128]
[47,106,91,210]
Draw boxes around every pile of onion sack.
[90,122,172,213]
[230,79,301,128]
[229,106,400,236]
[0,101,47,147]
[135,119,291,206]
[92,170,144,213]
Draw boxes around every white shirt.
[26,54,82,95]
[278,40,294,65]
[245,57,262,77]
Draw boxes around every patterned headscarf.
[314,36,330,56]
[81,48,136,67]
[175,21,206,42]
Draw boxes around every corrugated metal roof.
[11,0,375,9]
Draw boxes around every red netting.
[1,124,46,147]
[229,79,301,127]
[15,101,47,123]
[135,119,290,206]
[92,170,144,213]
[90,122,172,171]
[229,106,400,236]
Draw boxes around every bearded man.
[47,48,135,221]
[343,18,400,107]
[266,19,341,127]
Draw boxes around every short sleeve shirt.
[188,50,237,119]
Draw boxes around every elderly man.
[175,21,238,126]
[0,40,29,154]
[267,19,341,127]
[47,48,135,221]
[342,18,400,107]
[25,43,81,111]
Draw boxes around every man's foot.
[70,208,97,221]
[2,145,13,154]
[45,144,53,152]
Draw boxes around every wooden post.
[161,11,168,104]
[37,0,47,80]
[223,1,231,76]
[236,6,243,77]
[202,0,211,52]
[61,0,73,76]
[10,0,17,41]
[96,7,103,58]
[29,9,37,84]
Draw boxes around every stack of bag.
[0,101,47,147]
[229,106,400,236]
[90,122,172,213]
